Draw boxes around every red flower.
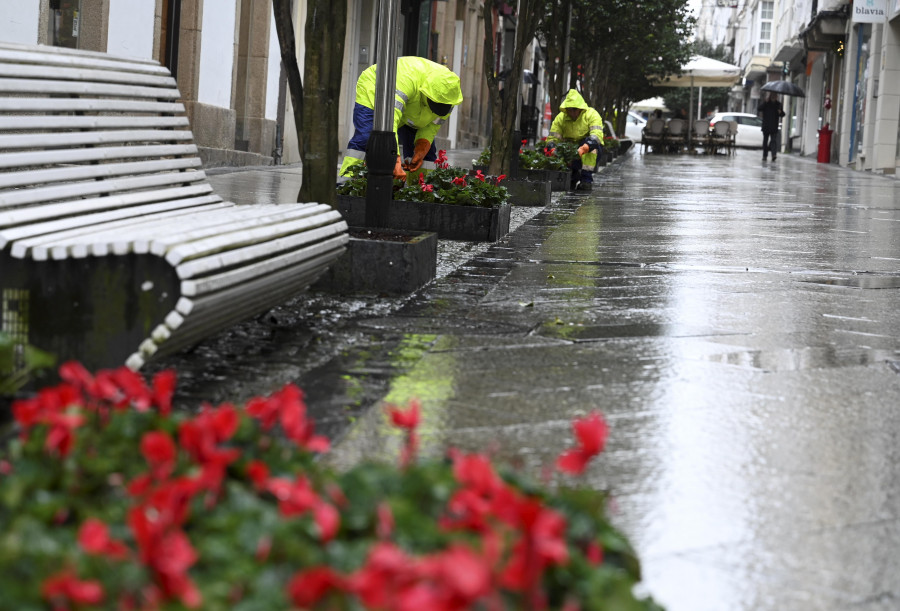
[245,460,269,490]
[451,176,467,187]
[79,518,130,560]
[42,570,104,607]
[436,149,449,169]
[287,567,345,608]
[475,170,486,182]
[422,183,434,193]
[496,174,507,183]
[152,369,176,416]
[377,501,394,539]
[140,431,177,480]
[388,401,420,430]
[556,412,608,475]
[521,139,528,145]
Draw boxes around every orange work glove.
[393,155,407,181]
[405,138,431,172]
[577,143,591,156]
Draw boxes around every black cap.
[427,98,453,117]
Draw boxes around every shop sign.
[852,0,886,22]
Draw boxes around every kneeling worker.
[340,56,463,181]
[546,89,604,191]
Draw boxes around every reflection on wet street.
[152,149,900,610]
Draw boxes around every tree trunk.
[299,0,346,206]
[272,0,304,181]
[272,0,346,206]
[482,0,542,176]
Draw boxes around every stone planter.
[313,227,437,296]
[335,195,510,242]
[520,168,571,192]
[503,178,552,207]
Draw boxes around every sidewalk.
[152,148,900,611]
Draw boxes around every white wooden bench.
[0,42,348,371]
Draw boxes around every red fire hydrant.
[817,124,833,163]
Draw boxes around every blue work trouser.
[346,103,436,162]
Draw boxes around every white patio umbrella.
[650,55,742,146]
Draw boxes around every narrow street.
[153,148,900,610]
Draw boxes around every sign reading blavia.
[852,0,886,22]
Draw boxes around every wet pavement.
[149,148,900,611]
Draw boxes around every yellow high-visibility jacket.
[547,89,604,169]
[341,56,463,174]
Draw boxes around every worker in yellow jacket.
[340,56,463,181]
[546,89,604,192]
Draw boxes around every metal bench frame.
[0,42,348,371]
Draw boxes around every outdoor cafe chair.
[663,118,686,153]
[727,121,738,154]
[641,118,665,153]
[690,119,711,152]
[709,120,730,155]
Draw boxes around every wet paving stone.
[143,150,900,611]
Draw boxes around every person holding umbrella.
[757,92,785,162]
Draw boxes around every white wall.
[0,0,40,44]
[198,0,236,108]
[265,12,280,120]
[107,0,155,58]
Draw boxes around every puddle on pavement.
[797,275,900,289]
[536,322,738,341]
[704,345,899,371]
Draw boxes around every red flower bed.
[0,363,662,610]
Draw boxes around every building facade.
[0,0,286,167]
[1,1,541,168]
[697,0,900,174]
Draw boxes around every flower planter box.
[520,168,571,192]
[335,195,511,242]
[313,227,437,295]
[503,178,552,207]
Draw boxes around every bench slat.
[146,204,336,256]
[0,183,214,231]
[15,201,227,260]
[0,97,185,114]
[0,157,203,192]
[126,254,336,370]
[0,63,177,89]
[0,143,198,171]
[0,130,194,150]
[76,204,336,258]
[0,42,168,73]
[0,77,181,100]
[0,166,206,208]
[173,213,347,278]
[0,115,190,131]
[0,192,221,247]
[164,204,338,266]
[181,234,347,296]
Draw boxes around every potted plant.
[0,362,665,610]
[337,151,511,242]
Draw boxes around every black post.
[365,0,400,228]
[365,131,396,227]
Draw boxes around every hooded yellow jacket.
[359,57,462,148]
[547,89,604,168]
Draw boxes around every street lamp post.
[365,0,400,228]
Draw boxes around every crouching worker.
[339,56,463,181]
[546,89,604,192]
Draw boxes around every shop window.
[49,0,82,49]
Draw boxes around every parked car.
[709,112,764,148]
[624,111,647,142]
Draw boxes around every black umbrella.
[760,80,805,97]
